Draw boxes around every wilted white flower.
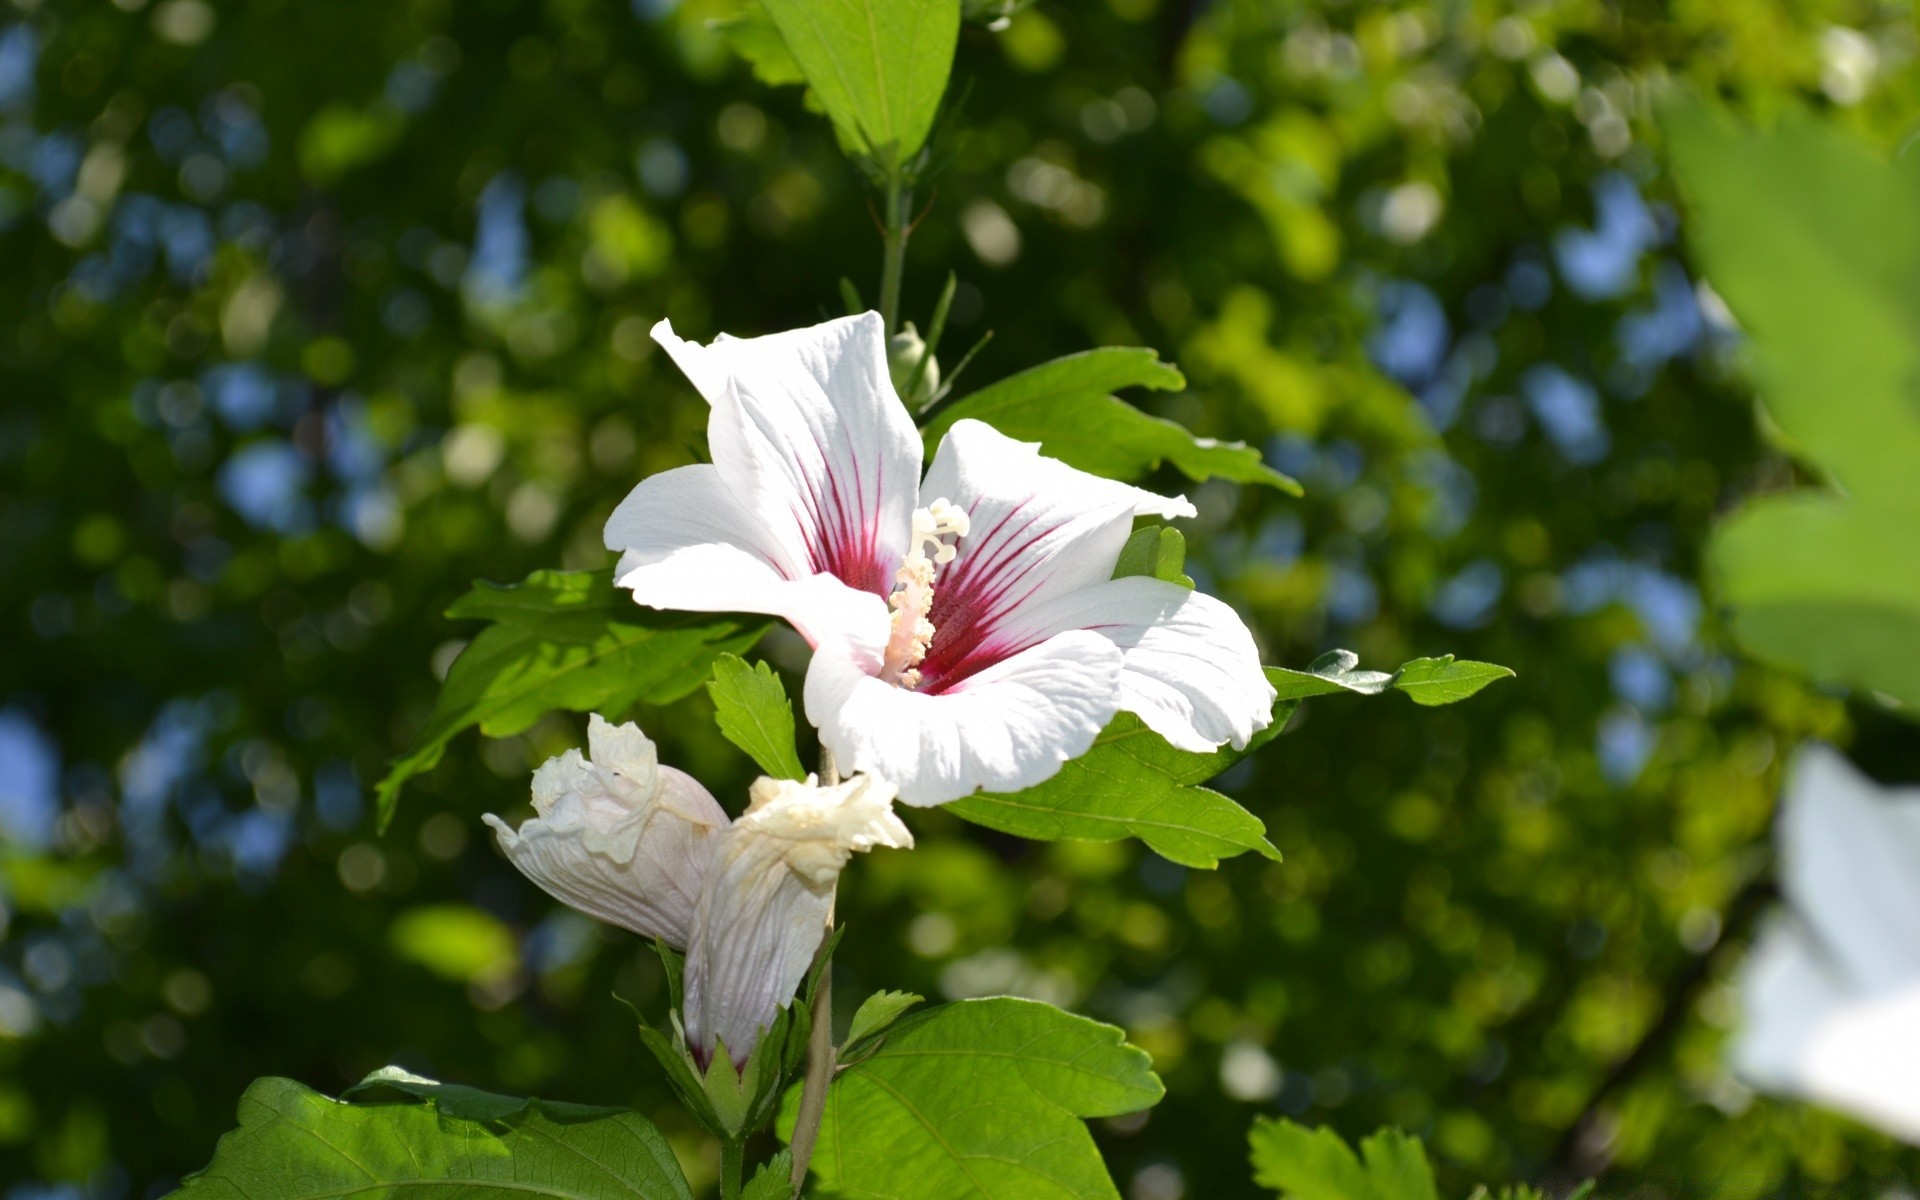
[483,713,728,944]
[685,773,911,1066]
[1732,744,1920,1141]
[605,312,1274,807]
[486,716,910,1066]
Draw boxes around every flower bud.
[887,322,940,409]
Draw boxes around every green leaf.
[1390,656,1517,707]
[713,3,806,88]
[374,570,764,829]
[788,997,1163,1199]
[1269,649,1395,699]
[1249,1118,1437,1200]
[172,1073,693,1200]
[1113,525,1193,589]
[707,654,807,780]
[1269,650,1514,706]
[845,989,923,1049]
[757,0,961,171]
[742,1150,796,1200]
[946,688,1298,869]
[924,347,1302,494]
[1665,101,1920,711]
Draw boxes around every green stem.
[877,172,910,336]
[721,1137,743,1200]
[788,749,842,1195]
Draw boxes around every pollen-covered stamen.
[880,499,970,688]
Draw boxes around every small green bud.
[888,322,940,408]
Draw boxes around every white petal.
[1779,744,1920,991]
[1735,920,1920,1143]
[996,576,1275,752]
[805,629,1124,807]
[488,718,728,946]
[683,775,910,1066]
[651,314,922,599]
[913,419,1195,690]
[606,463,888,649]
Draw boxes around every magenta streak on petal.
[915,500,1073,694]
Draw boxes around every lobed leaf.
[374,570,764,829]
[924,347,1302,494]
[1249,1118,1437,1200]
[1112,525,1194,589]
[1665,101,1920,710]
[845,989,924,1050]
[947,687,1299,869]
[171,1071,693,1200]
[707,653,808,780]
[788,997,1163,1199]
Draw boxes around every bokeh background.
[4,0,1919,1195]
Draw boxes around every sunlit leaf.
[374,570,764,829]
[757,0,961,171]
[1249,1118,1437,1200]
[1666,101,1920,710]
[1112,525,1194,589]
[707,654,807,781]
[946,686,1299,869]
[1269,650,1513,706]
[845,990,923,1049]
[388,905,516,985]
[171,1072,693,1200]
[925,347,1303,494]
[786,997,1162,1199]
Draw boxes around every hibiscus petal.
[606,462,890,649]
[1735,920,1920,1143]
[805,628,1124,807]
[914,419,1195,692]
[1779,744,1920,991]
[996,576,1275,752]
[651,313,922,598]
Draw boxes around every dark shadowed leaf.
[375,570,764,828]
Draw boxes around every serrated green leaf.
[708,654,807,780]
[1269,650,1514,706]
[171,1073,693,1200]
[713,2,806,88]
[742,1150,795,1200]
[1113,525,1193,588]
[785,997,1163,1200]
[1665,101,1920,711]
[1249,1118,1436,1200]
[924,347,1302,494]
[846,989,923,1048]
[947,686,1299,868]
[374,570,764,829]
[1391,656,1517,706]
[757,0,960,172]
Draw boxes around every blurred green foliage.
[4,0,1920,1198]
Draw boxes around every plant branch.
[1539,875,1777,1190]
[721,1137,743,1200]
[877,172,911,336]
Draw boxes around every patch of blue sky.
[1429,558,1504,630]
[1609,645,1673,713]
[1368,279,1450,387]
[0,23,35,112]
[1597,706,1655,786]
[464,173,529,309]
[1522,364,1610,465]
[218,440,314,533]
[1553,172,1658,302]
[0,708,60,851]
